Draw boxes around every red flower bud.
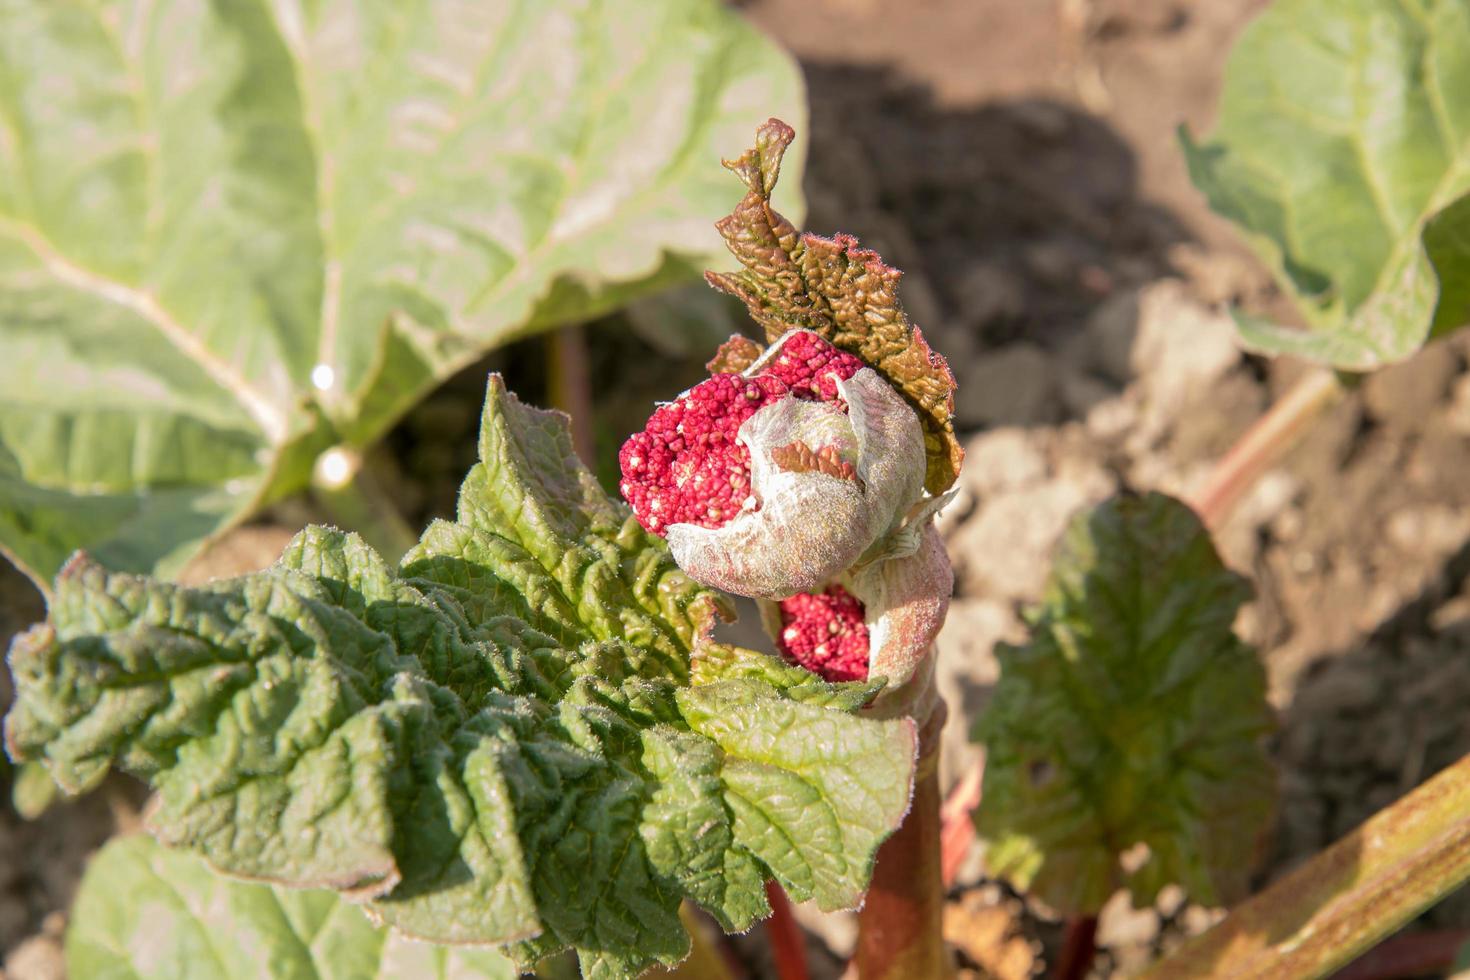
[619,329,927,599]
[775,584,871,683]
[760,523,951,714]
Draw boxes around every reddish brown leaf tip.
[769,441,860,482]
[722,118,796,196]
[706,334,765,375]
[708,120,964,494]
[57,551,94,582]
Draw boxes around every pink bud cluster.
[619,333,864,535]
[760,330,865,401]
[776,585,870,683]
[618,374,784,533]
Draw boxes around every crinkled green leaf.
[973,493,1275,915]
[1183,0,1470,369]
[10,758,58,819]
[703,120,962,494]
[691,641,885,711]
[0,0,805,585]
[68,834,516,980]
[678,679,915,910]
[6,377,915,980]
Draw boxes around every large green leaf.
[69,834,518,980]
[6,376,914,979]
[1183,0,1470,369]
[0,0,805,584]
[973,493,1275,915]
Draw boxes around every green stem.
[311,448,418,563]
[1144,751,1470,979]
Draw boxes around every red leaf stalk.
[855,706,953,979]
[1188,366,1342,529]
[939,762,983,888]
[1051,915,1098,980]
[763,881,812,980]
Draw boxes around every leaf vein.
[0,217,288,443]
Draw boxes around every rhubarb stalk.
[856,707,953,980]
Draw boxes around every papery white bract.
[622,329,928,599]
[665,363,925,598]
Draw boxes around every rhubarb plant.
[974,493,1276,915]
[615,118,961,979]
[0,0,803,586]
[5,373,918,978]
[1182,0,1470,369]
[619,120,959,718]
[4,118,964,979]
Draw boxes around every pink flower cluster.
[619,333,863,535]
[776,585,870,683]
[762,330,865,401]
[618,374,785,533]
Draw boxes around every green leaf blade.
[973,492,1275,915]
[0,0,805,584]
[67,834,517,980]
[1184,0,1470,368]
[7,377,913,978]
[679,678,917,912]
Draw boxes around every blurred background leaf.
[69,835,519,980]
[624,283,751,361]
[0,0,805,586]
[1183,0,1470,370]
[973,492,1276,916]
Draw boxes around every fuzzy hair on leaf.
[4,376,918,980]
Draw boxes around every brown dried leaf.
[705,119,963,493]
[706,334,764,375]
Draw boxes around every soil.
[6,1,1470,978]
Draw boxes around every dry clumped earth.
[740,0,1470,974]
[9,1,1470,978]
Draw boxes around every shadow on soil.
[799,62,1191,356]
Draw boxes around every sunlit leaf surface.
[0,0,805,582]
